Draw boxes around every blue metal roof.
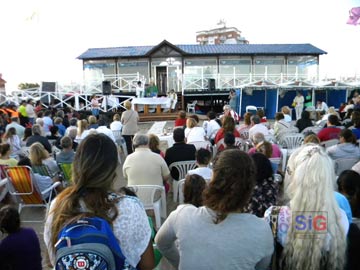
[77,43,326,60]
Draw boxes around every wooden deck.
[138,112,178,122]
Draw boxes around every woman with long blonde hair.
[29,142,59,175]
[265,144,348,270]
[75,119,89,143]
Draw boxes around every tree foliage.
[18,83,40,90]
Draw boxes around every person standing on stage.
[228,89,237,111]
[136,81,145,98]
[90,94,102,117]
[293,91,304,120]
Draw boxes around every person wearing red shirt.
[214,116,240,151]
[317,114,342,142]
[174,110,187,127]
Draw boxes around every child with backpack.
[44,133,155,270]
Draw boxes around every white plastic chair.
[280,133,304,152]
[128,185,166,230]
[169,160,197,202]
[177,179,186,204]
[301,126,322,135]
[112,130,128,158]
[187,101,197,113]
[280,148,288,173]
[334,158,359,176]
[321,139,339,149]
[264,134,277,144]
[191,141,212,151]
[246,105,257,114]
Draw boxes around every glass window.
[83,60,116,80]
[288,56,318,79]
[118,61,149,78]
[219,59,251,74]
[184,59,217,76]
[254,57,285,75]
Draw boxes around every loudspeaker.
[41,82,56,92]
[102,81,112,95]
[208,79,216,91]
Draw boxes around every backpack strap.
[269,206,282,270]
[269,206,281,239]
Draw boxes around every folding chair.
[0,164,8,202]
[32,164,56,178]
[58,162,73,186]
[4,166,61,221]
[169,160,197,202]
[128,185,166,230]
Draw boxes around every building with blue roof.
[77,40,355,117]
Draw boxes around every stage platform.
[138,112,178,122]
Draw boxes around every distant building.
[0,74,6,91]
[196,22,249,45]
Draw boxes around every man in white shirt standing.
[293,91,304,120]
[136,81,144,98]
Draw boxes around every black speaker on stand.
[102,81,112,95]
[208,79,216,91]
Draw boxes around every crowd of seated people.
[1,99,360,270]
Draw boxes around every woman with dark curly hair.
[183,174,206,207]
[155,149,273,270]
[246,153,279,217]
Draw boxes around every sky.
[0,0,359,92]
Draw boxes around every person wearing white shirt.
[316,100,329,112]
[281,106,292,122]
[202,111,221,140]
[135,81,144,98]
[184,118,206,144]
[5,117,25,139]
[187,148,213,181]
[249,115,270,141]
[110,113,123,131]
[96,118,116,143]
[167,89,178,112]
[293,91,304,120]
[25,99,36,125]
[42,110,53,134]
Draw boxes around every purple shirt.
[0,227,42,270]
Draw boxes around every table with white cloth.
[132,97,171,115]
[147,121,175,148]
[158,134,174,148]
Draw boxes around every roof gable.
[145,40,185,57]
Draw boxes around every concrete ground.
[1,120,180,270]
